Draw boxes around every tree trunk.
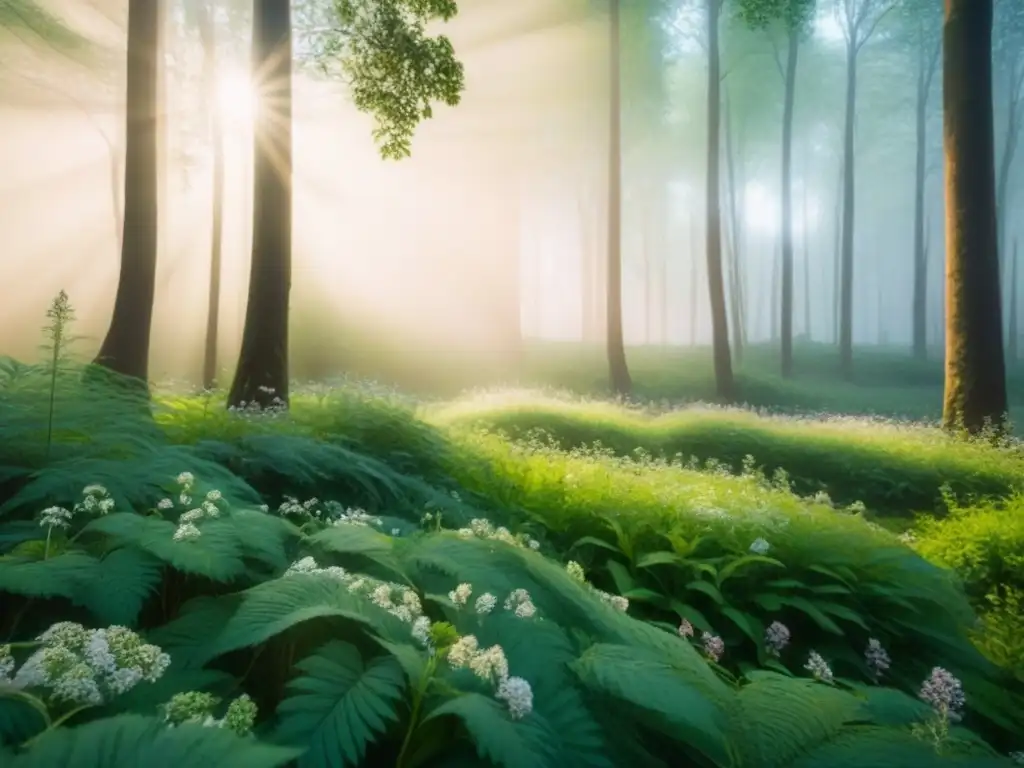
[912,37,938,359]
[771,243,780,341]
[606,0,631,395]
[1010,238,1019,363]
[92,0,160,384]
[227,0,293,409]
[200,4,225,390]
[839,39,858,379]
[779,29,799,376]
[724,91,744,362]
[942,0,1007,433]
[802,169,811,340]
[704,0,734,400]
[689,213,699,346]
[832,158,843,344]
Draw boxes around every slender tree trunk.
[606,0,631,394]
[92,0,160,384]
[227,0,293,409]
[839,39,858,379]
[832,159,843,344]
[724,91,744,362]
[912,37,939,359]
[200,4,225,390]
[690,213,699,346]
[1010,238,1019,363]
[771,243,780,341]
[704,0,734,399]
[802,169,811,339]
[780,29,799,376]
[942,0,1007,433]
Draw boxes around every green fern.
[424,693,557,768]
[570,643,731,766]
[75,547,164,626]
[4,714,298,768]
[787,725,1012,767]
[272,640,406,766]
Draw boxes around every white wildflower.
[411,617,432,648]
[805,651,833,682]
[447,636,479,669]
[39,506,72,530]
[749,537,770,555]
[157,498,174,510]
[469,645,509,684]
[475,593,497,615]
[173,523,201,542]
[496,676,533,720]
[449,583,473,607]
[565,561,586,583]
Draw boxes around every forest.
[0,0,1023,765]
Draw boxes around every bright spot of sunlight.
[216,67,256,127]
[745,181,779,235]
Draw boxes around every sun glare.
[216,68,256,126]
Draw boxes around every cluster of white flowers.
[455,518,540,551]
[38,484,117,535]
[284,557,424,624]
[749,537,770,555]
[276,496,383,528]
[563,561,629,613]
[163,691,257,735]
[701,633,725,663]
[445,634,533,720]
[804,651,833,683]
[162,473,227,542]
[447,582,537,619]
[864,638,891,681]
[226,386,287,419]
[764,621,790,657]
[7,622,169,706]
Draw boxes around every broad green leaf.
[273,641,406,767]
[717,555,785,586]
[685,579,725,604]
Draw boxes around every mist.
[0,0,1021,393]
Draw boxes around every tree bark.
[606,0,631,395]
[200,3,225,390]
[227,0,293,409]
[1010,238,1019,363]
[839,38,857,379]
[92,0,160,384]
[779,29,799,376]
[724,91,744,362]
[942,0,1007,433]
[704,0,734,399]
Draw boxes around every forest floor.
[1,346,1024,765]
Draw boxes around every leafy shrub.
[430,395,1024,516]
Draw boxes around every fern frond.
[425,693,558,768]
[0,551,98,600]
[272,640,406,766]
[728,673,861,768]
[75,546,163,626]
[571,643,731,766]
[788,725,1010,767]
[6,714,298,768]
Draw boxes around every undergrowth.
[0,297,1022,766]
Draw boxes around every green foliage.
[736,0,817,35]
[0,347,1022,764]
[295,0,464,159]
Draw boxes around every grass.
[1,327,1024,764]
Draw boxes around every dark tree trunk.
[912,38,939,359]
[942,0,1007,433]
[606,0,631,395]
[92,0,160,384]
[200,4,225,390]
[724,91,744,362]
[227,0,293,409]
[839,39,857,379]
[704,0,734,400]
[779,29,799,377]
[1010,238,1019,363]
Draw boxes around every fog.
[0,0,1021,385]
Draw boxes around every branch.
[855,0,898,54]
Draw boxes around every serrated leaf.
[426,693,557,768]
[76,547,163,626]
[8,714,298,768]
[0,551,97,600]
[273,641,406,767]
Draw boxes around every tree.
[942,0,1007,433]
[607,0,632,395]
[92,0,161,384]
[704,0,735,400]
[228,0,465,409]
[738,0,816,378]
[834,0,896,380]
[892,0,941,359]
